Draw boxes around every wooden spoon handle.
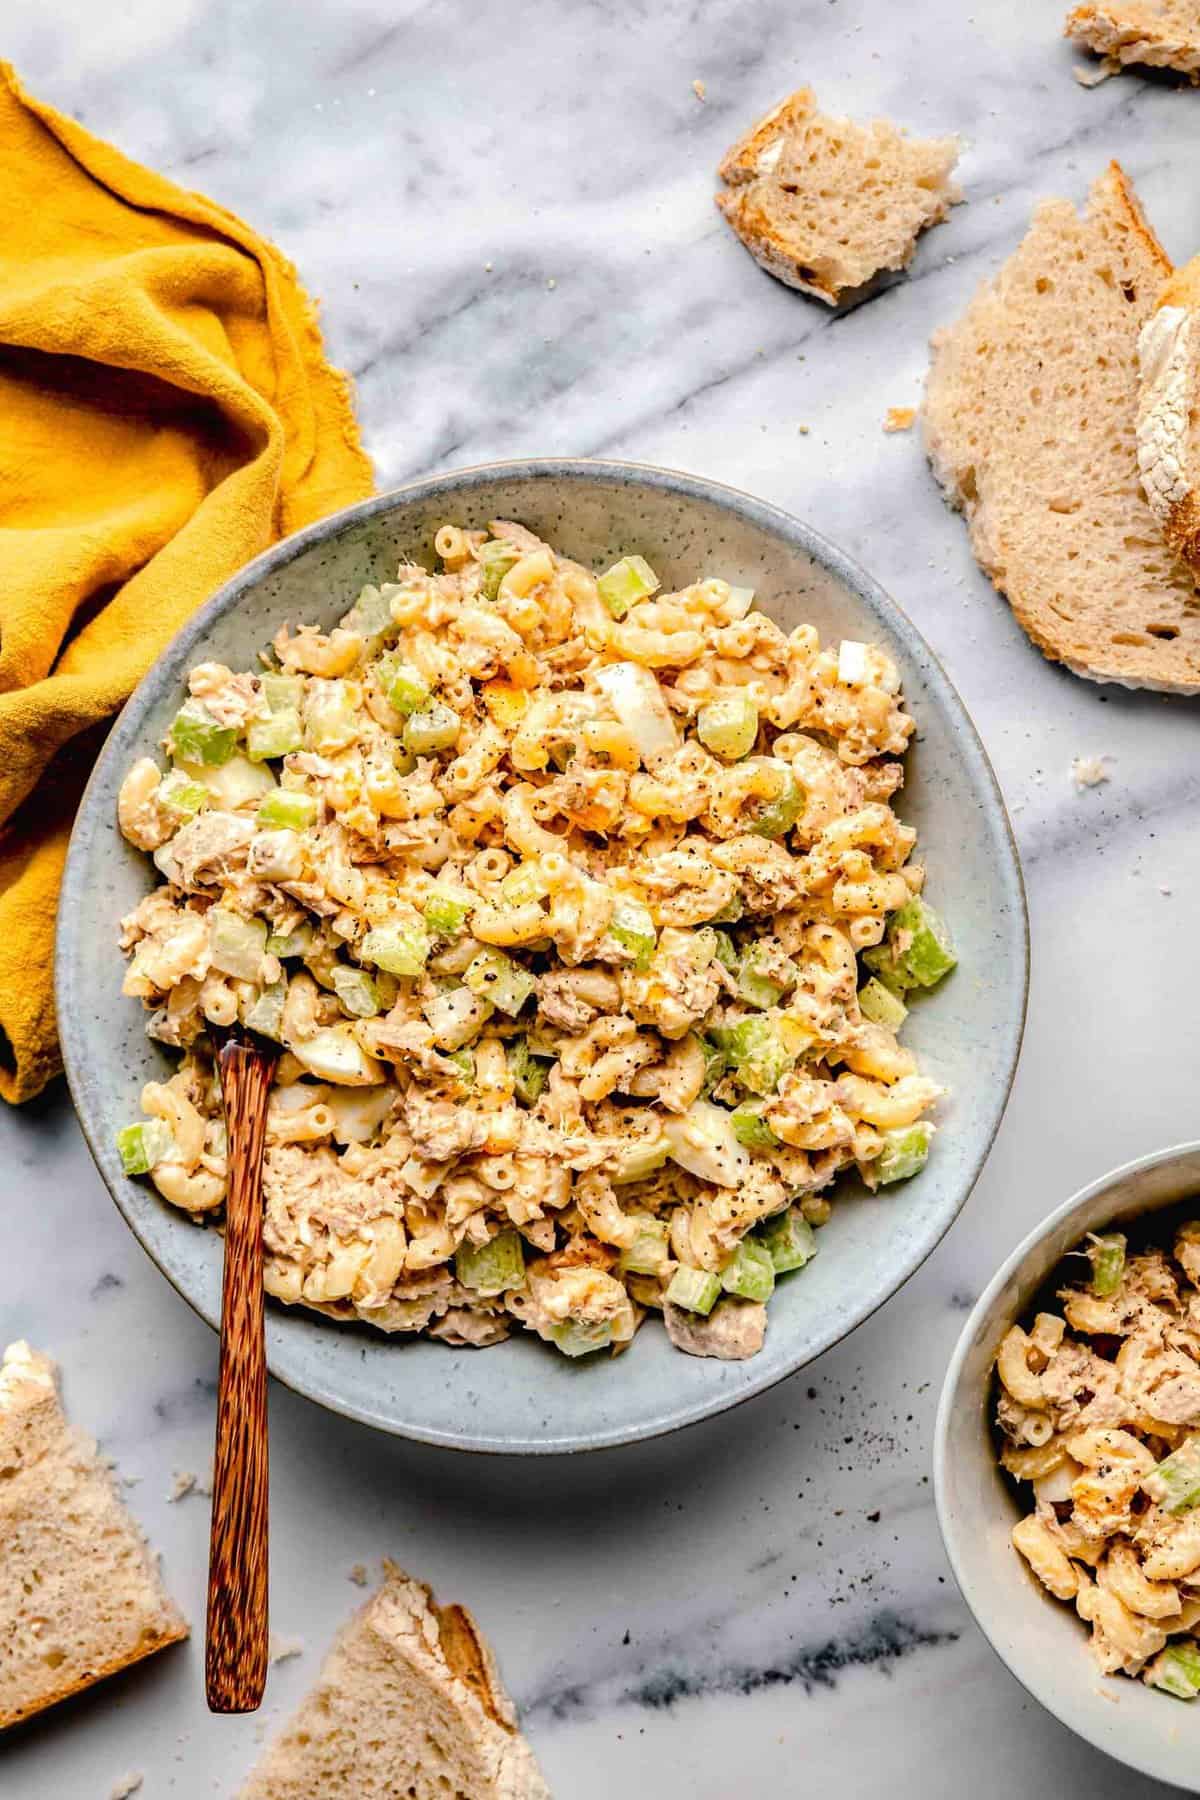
[206,1040,273,1713]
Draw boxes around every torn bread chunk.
[0,1342,187,1731]
[716,87,961,305]
[924,162,1200,692]
[1138,256,1200,573]
[1066,3,1200,82]
[238,1563,549,1800]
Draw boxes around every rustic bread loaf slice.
[238,1562,549,1800]
[923,162,1200,692]
[1066,3,1200,82]
[0,1341,187,1731]
[1138,256,1200,572]
[716,87,961,305]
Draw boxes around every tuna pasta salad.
[997,1222,1200,1699]
[114,522,955,1361]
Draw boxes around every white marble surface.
[5,1,1200,1794]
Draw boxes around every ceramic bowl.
[935,1143,1200,1790]
[58,459,1027,1453]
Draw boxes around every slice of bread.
[1066,3,1200,82]
[1138,256,1200,571]
[238,1563,550,1800]
[716,88,961,305]
[0,1341,187,1731]
[923,162,1200,692]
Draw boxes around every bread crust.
[1066,3,1200,79]
[1138,256,1200,574]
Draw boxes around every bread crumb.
[883,406,916,433]
[349,1563,369,1586]
[1074,58,1118,86]
[692,78,706,101]
[167,1470,196,1502]
[109,1776,143,1800]
[484,261,493,272]
[268,1632,305,1664]
[1159,884,1173,896]
[797,424,810,435]
[1070,755,1111,790]
[546,278,557,290]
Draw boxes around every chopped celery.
[209,911,267,980]
[262,673,304,712]
[665,1265,722,1316]
[875,1122,932,1185]
[864,896,957,992]
[747,766,803,839]
[507,1036,550,1106]
[464,948,535,1017]
[1089,1232,1127,1298]
[446,1046,476,1087]
[714,1014,795,1096]
[243,978,287,1040]
[404,701,461,755]
[737,942,799,1010]
[331,965,382,1018]
[721,1238,776,1302]
[596,554,660,620]
[257,789,317,831]
[757,1208,817,1274]
[116,1119,174,1175]
[663,1100,751,1187]
[858,978,908,1030]
[730,1103,780,1151]
[168,700,237,766]
[361,920,430,978]
[158,770,209,821]
[304,681,358,752]
[1147,1642,1200,1700]
[376,653,430,717]
[455,1228,525,1296]
[697,693,758,761]
[700,1036,727,1096]
[340,584,397,651]
[423,886,473,938]
[608,899,656,971]
[550,1319,615,1358]
[1145,1436,1200,1514]
[246,709,303,761]
[711,929,739,972]
[266,922,315,958]
[499,862,548,907]
[479,539,520,600]
[619,1214,671,1276]
[609,1135,670,1184]
[424,986,492,1051]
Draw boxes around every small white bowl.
[935,1143,1200,1790]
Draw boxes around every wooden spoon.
[206,1028,277,1713]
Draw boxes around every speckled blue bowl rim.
[57,457,1029,1454]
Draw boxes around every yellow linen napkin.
[0,63,375,1102]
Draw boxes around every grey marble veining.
[4,0,1200,1794]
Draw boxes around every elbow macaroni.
[115,521,943,1361]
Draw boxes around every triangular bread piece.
[1066,3,1200,81]
[923,162,1200,691]
[716,88,961,305]
[0,1341,187,1731]
[238,1563,550,1799]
